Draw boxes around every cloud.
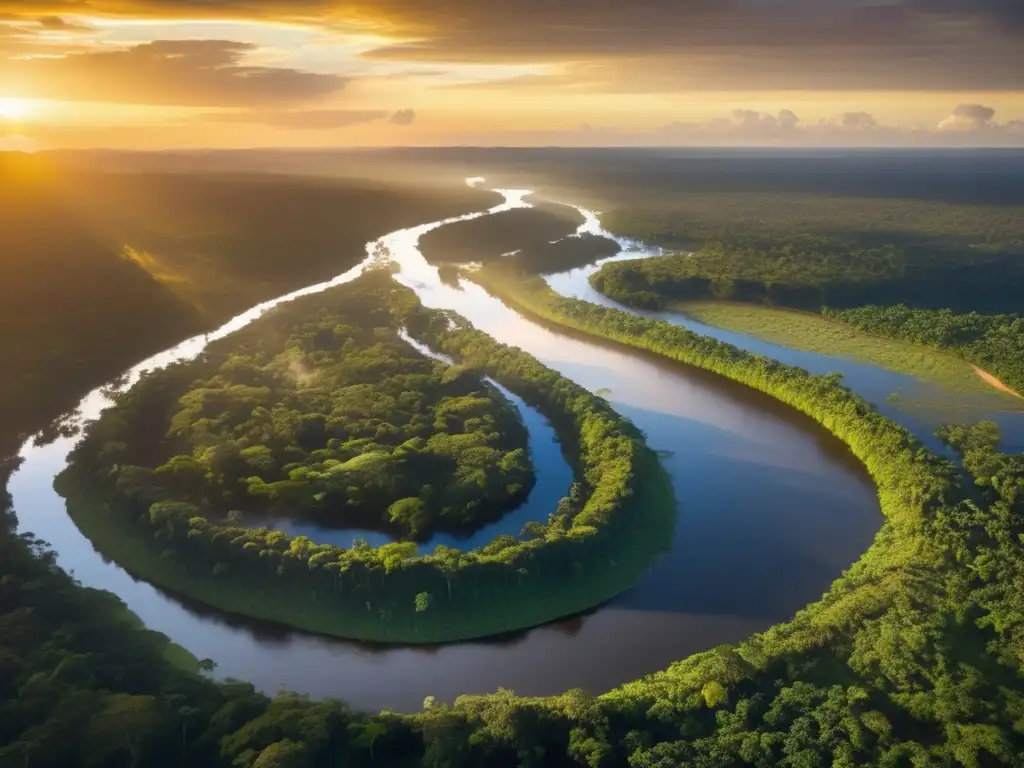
[0,133,37,151]
[389,108,415,125]
[0,38,346,106]
[778,109,800,131]
[351,0,1024,91]
[202,108,390,129]
[836,112,878,131]
[712,109,804,138]
[938,103,997,131]
[37,15,93,32]
[524,104,1024,147]
[1,1,1022,97]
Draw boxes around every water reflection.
[9,181,881,713]
[545,222,1024,452]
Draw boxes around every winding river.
[14,177,963,714]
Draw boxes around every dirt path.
[972,365,1024,401]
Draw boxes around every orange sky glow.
[0,1,1022,149]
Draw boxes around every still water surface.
[548,207,1024,452]
[11,182,883,712]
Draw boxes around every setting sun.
[0,97,31,120]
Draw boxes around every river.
[11,180,891,713]
[547,206,1024,453]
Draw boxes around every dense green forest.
[418,200,583,265]
[9,270,1024,764]
[7,150,1024,765]
[589,250,1024,397]
[599,193,1024,254]
[825,305,1024,397]
[65,272,533,541]
[57,270,674,643]
[0,152,497,458]
[509,234,621,276]
[0,456,415,768]
[589,239,1024,314]
[461,266,1024,766]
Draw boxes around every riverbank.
[671,300,1022,404]
[56,273,677,644]
[467,263,962,698]
[972,365,1024,400]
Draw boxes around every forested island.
[67,274,534,541]
[56,270,674,643]
[418,200,584,265]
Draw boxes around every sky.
[0,0,1022,149]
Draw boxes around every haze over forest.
[4,2,1024,768]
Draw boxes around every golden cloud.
[0,1,1022,93]
[0,39,346,105]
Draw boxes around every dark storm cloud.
[389,108,415,125]
[0,39,346,105]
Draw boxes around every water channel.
[12,178,983,713]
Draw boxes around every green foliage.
[0,156,495,459]
[592,248,1024,399]
[701,681,728,709]
[418,200,583,265]
[444,268,1024,765]
[6,267,1024,765]
[56,270,675,643]
[592,190,1024,315]
[827,305,1024,397]
[86,273,534,542]
[414,592,433,613]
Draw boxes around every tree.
[387,497,429,538]
[253,739,312,768]
[702,681,728,709]
[415,591,433,613]
[350,720,387,763]
[432,545,462,600]
[85,694,164,768]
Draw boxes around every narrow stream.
[11,180,881,713]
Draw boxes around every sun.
[0,98,31,121]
